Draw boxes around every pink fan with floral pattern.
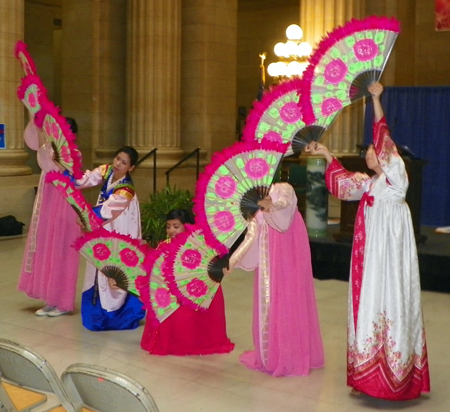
[163,226,229,311]
[15,40,38,76]
[135,242,180,324]
[34,97,83,178]
[46,171,103,233]
[194,139,287,250]
[74,227,148,296]
[300,16,400,125]
[242,77,339,154]
[17,75,47,118]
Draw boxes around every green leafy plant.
[140,185,194,247]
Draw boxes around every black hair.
[115,146,139,166]
[166,209,195,225]
[65,117,78,134]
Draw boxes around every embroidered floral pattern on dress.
[348,312,426,384]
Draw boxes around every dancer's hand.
[108,278,120,289]
[305,142,333,164]
[368,82,383,99]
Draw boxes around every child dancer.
[139,209,235,355]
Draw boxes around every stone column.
[61,0,127,169]
[127,0,183,168]
[300,0,364,157]
[0,0,31,176]
[181,0,238,157]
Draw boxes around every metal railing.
[135,148,158,193]
[165,147,201,186]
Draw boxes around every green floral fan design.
[194,140,287,250]
[138,245,180,323]
[163,227,228,311]
[301,16,400,124]
[74,228,148,296]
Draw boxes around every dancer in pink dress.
[17,118,81,317]
[139,209,235,355]
[226,183,324,376]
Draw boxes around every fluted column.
[181,0,238,157]
[300,0,364,156]
[62,0,127,169]
[0,0,31,176]
[127,0,183,168]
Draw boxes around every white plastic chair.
[0,338,75,412]
[61,363,160,412]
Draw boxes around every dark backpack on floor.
[0,215,25,236]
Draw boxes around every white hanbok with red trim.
[325,117,430,400]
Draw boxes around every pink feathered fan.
[74,227,148,297]
[300,16,400,125]
[163,226,229,311]
[46,171,102,233]
[194,139,287,250]
[17,75,47,118]
[242,78,338,155]
[35,98,83,179]
[15,40,38,76]
[135,243,180,324]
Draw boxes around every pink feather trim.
[162,226,224,312]
[14,40,38,76]
[45,171,103,232]
[139,240,179,323]
[300,15,401,124]
[72,226,146,252]
[242,77,303,142]
[194,140,288,251]
[162,230,204,311]
[35,97,84,179]
[17,74,47,104]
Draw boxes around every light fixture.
[267,24,312,80]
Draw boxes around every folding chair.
[61,363,160,412]
[0,339,75,412]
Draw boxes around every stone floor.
[1,235,449,411]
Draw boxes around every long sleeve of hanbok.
[229,218,259,271]
[76,165,106,188]
[76,165,133,221]
[373,116,408,191]
[264,182,297,232]
[325,158,372,201]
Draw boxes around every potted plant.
[140,185,194,247]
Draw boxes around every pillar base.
[0,150,32,176]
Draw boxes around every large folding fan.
[17,75,47,118]
[136,243,180,324]
[46,171,103,233]
[242,78,338,155]
[300,16,400,125]
[74,227,148,297]
[15,40,38,76]
[194,139,287,250]
[34,97,83,179]
[163,226,229,311]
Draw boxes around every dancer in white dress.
[306,82,430,400]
